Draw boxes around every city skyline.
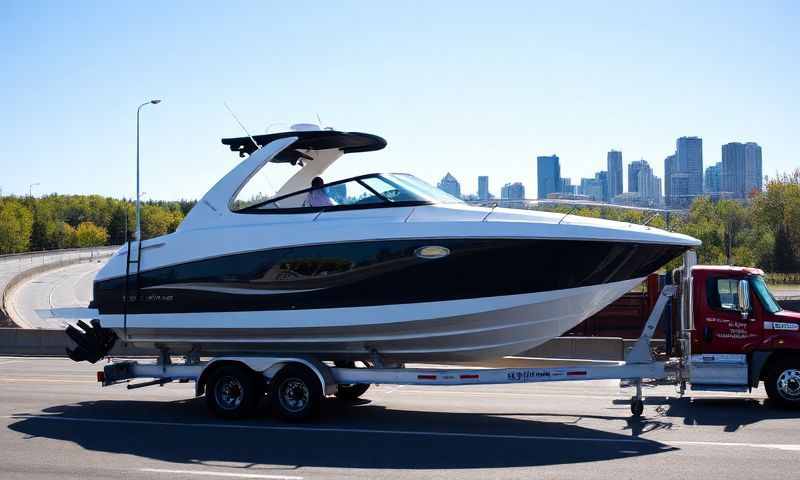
[439,135,765,204]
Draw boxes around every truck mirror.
[737,279,751,317]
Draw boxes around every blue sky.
[1,1,797,200]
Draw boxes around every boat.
[66,124,700,364]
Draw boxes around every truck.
[97,252,800,421]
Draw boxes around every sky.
[1,1,798,200]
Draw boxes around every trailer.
[96,252,800,420]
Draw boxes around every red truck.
[570,264,800,407]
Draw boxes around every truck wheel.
[765,360,800,408]
[333,361,370,401]
[206,365,262,419]
[270,364,323,421]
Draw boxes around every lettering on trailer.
[507,368,570,382]
[764,322,800,331]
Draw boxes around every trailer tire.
[333,361,370,401]
[270,364,323,421]
[205,364,262,419]
[765,359,800,408]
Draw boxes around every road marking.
[140,468,302,479]
[670,440,800,452]
[7,414,800,452]
[0,377,97,384]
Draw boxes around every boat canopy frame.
[221,130,387,161]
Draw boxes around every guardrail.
[0,246,119,327]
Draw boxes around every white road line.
[140,468,302,479]
[0,360,27,366]
[7,414,800,452]
[670,440,800,452]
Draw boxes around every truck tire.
[270,364,323,421]
[205,364,262,419]
[765,359,800,408]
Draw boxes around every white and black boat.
[67,125,699,363]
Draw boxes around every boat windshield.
[242,173,463,212]
[750,275,782,314]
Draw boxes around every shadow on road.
[613,395,798,432]
[8,397,675,470]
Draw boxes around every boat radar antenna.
[224,101,261,152]
[223,102,278,199]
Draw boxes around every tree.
[75,221,108,247]
[0,199,34,254]
[107,203,134,245]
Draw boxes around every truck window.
[706,277,739,311]
[750,275,782,314]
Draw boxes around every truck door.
[694,275,762,354]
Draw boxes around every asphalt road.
[1,356,798,480]
[6,260,105,329]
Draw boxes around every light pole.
[28,182,40,198]
[136,99,161,242]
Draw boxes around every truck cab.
[687,265,800,406]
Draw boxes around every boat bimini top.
[177,124,413,231]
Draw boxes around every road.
[6,261,106,329]
[1,356,798,480]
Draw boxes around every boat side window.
[361,176,417,202]
[706,277,740,311]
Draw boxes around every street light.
[28,182,40,198]
[136,99,161,242]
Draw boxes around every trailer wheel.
[270,364,323,421]
[630,397,644,416]
[765,359,800,408]
[333,361,370,401]
[205,364,261,419]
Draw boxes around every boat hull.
[101,277,643,362]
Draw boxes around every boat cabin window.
[238,173,462,213]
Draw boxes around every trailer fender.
[263,358,337,396]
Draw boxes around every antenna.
[223,102,280,202]
[224,101,261,152]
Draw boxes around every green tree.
[75,221,108,247]
[0,199,34,254]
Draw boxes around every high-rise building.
[721,141,763,198]
[537,155,561,199]
[637,161,663,206]
[628,159,646,193]
[559,177,574,194]
[705,162,722,193]
[664,154,676,204]
[607,150,623,199]
[500,182,525,205]
[477,176,489,201]
[596,171,609,202]
[721,142,745,197]
[744,142,763,197]
[676,136,703,198]
[579,177,603,202]
[437,172,461,198]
